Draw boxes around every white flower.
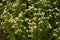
[2,26,5,29]
[12,3,18,7]
[3,30,5,33]
[49,15,52,17]
[54,7,58,10]
[56,22,59,24]
[22,3,26,6]
[24,27,26,29]
[51,9,54,11]
[0,3,3,6]
[59,37,60,39]
[33,17,37,20]
[28,0,31,1]
[47,23,52,29]
[59,27,60,31]
[39,0,43,2]
[29,19,32,22]
[25,18,29,21]
[28,22,31,25]
[23,35,25,38]
[3,9,7,13]
[15,29,22,34]
[53,29,58,32]
[15,30,18,34]
[48,9,51,11]
[26,29,29,33]
[34,8,38,10]
[53,2,56,4]
[25,9,28,12]
[53,12,55,14]
[38,20,43,24]
[14,17,19,21]
[38,18,41,21]
[28,5,34,10]
[46,17,50,19]
[40,29,42,31]
[56,13,59,16]
[12,25,15,28]
[18,13,23,17]
[28,34,33,37]
[8,18,16,23]
[33,26,37,29]
[53,33,57,36]
[42,12,45,15]
[28,26,33,32]
[29,30,33,32]
[2,0,5,1]
[32,21,36,25]
[20,20,24,22]
[34,13,37,16]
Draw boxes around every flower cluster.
[0,0,60,40]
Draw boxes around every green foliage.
[0,0,60,40]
